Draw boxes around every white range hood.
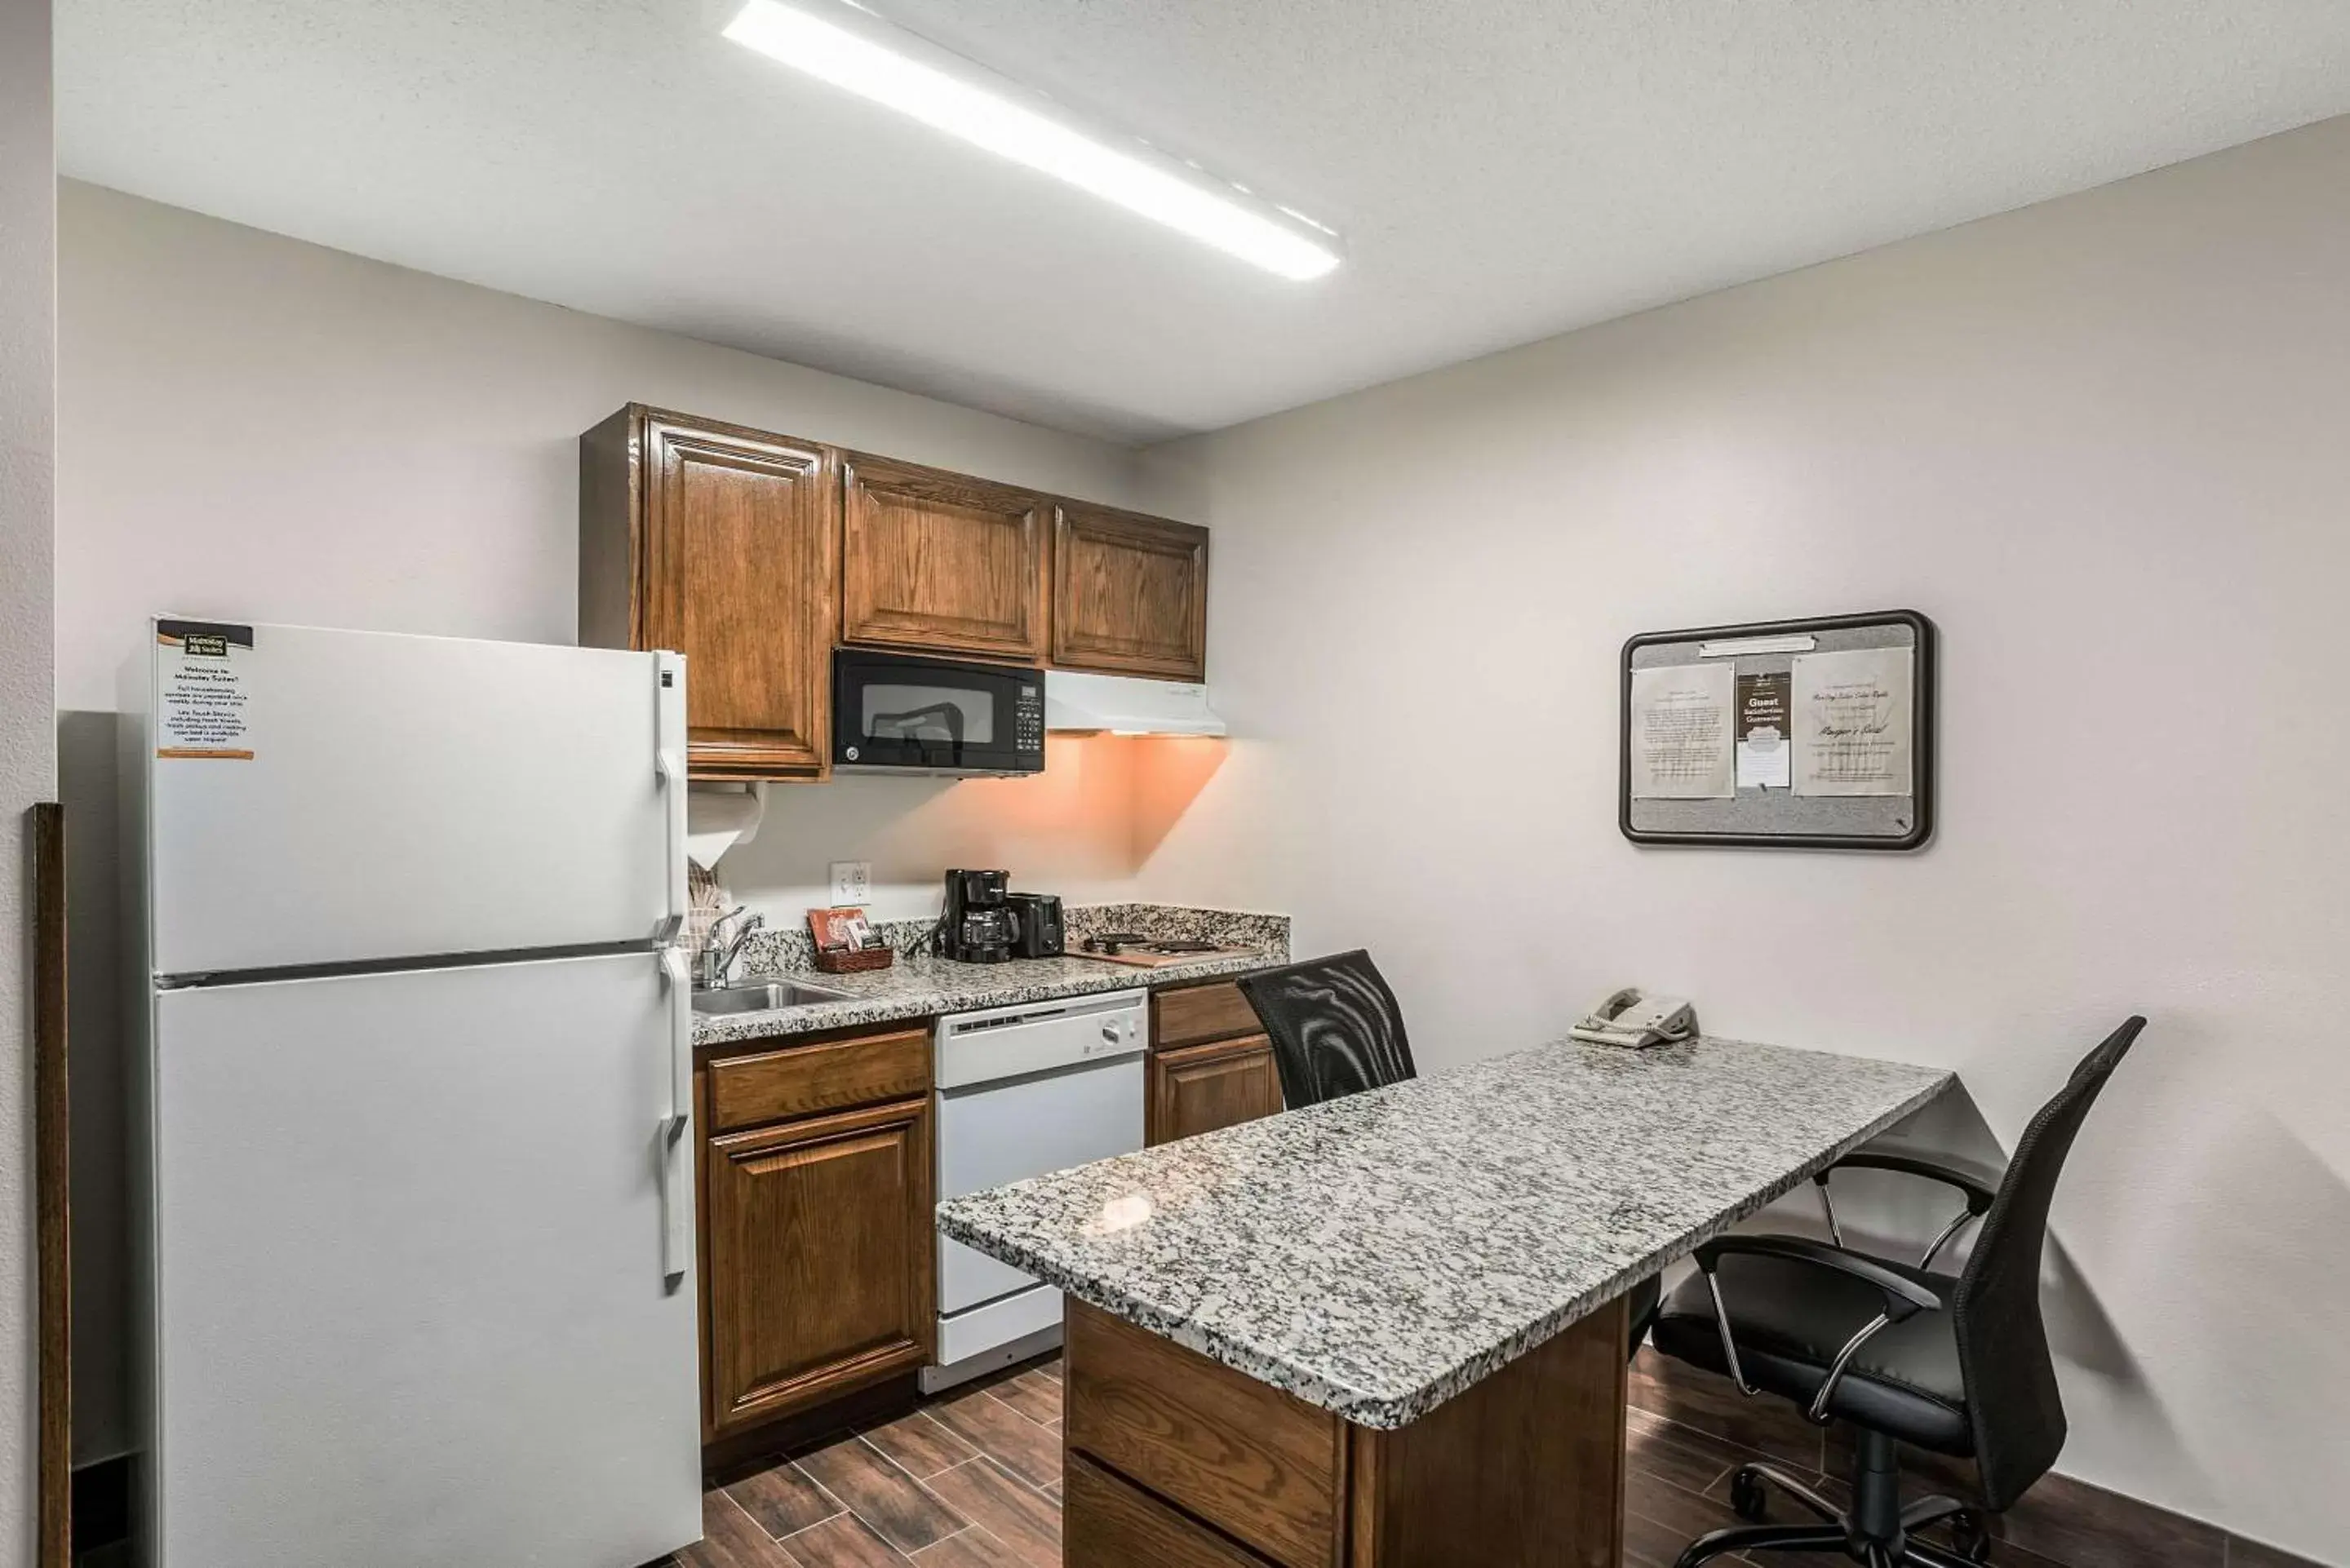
[1044,670,1227,737]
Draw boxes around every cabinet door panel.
[1053,503,1209,680]
[843,454,1048,661]
[642,419,838,778]
[1149,1034,1283,1146]
[703,1097,933,1435]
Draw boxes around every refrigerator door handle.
[658,947,692,1123]
[654,651,688,944]
[658,946,694,1286]
[658,1123,691,1290]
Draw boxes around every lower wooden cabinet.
[1148,1033,1283,1145]
[1066,1303,1341,1568]
[700,1090,934,1438]
[1064,1297,1633,1568]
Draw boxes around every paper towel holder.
[685,782,766,869]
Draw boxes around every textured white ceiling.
[57,0,2350,441]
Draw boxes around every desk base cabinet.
[1062,1296,1629,1568]
[1148,981,1285,1146]
[1150,1034,1283,1145]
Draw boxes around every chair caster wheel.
[1729,1467,1769,1523]
[1948,1511,1993,1562]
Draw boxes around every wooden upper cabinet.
[841,454,1049,662]
[582,403,1217,779]
[1053,503,1210,681]
[579,406,840,780]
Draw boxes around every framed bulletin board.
[1620,609,1936,851]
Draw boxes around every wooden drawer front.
[707,1027,931,1133]
[1066,1452,1279,1568]
[1066,1302,1341,1568]
[1153,981,1261,1050]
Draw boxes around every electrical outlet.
[828,861,871,906]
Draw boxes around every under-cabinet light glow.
[723,0,1341,281]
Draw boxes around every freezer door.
[144,621,685,976]
[149,954,700,1568]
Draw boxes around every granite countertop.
[692,903,1289,1047]
[693,948,1280,1046]
[936,1035,1953,1428]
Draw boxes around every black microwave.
[831,649,1045,777]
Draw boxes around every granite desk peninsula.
[937,1035,1953,1568]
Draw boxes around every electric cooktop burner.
[1076,934,1256,968]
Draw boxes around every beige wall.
[0,0,57,1557]
[54,182,1152,711]
[54,181,1157,1459]
[1142,115,2350,1561]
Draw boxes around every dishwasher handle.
[1089,1013,1141,1053]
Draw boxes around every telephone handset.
[1570,988,1700,1050]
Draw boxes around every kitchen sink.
[691,980,855,1015]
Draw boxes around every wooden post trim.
[33,802,71,1566]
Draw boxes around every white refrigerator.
[123,618,703,1567]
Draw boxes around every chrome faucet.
[696,906,766,990]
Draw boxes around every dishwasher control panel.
[933,989,1147,1091]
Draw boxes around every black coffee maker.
[939,869,1015,963]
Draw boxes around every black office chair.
[1237,950,1417,1106]
[1649,1017,2145,1568]
[1238,950,1661,1358]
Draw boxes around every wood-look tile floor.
[666,1350,2149,1568]
[665,1358,1067,1568]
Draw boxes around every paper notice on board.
[1792,647,1913,796]
[156,620,258,760]
[1736,671,1792,790]
[1629,662,1735,799]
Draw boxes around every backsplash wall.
[700,733,1159,938]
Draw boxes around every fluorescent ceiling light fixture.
[723,0,1341,281]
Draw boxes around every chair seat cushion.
[1650,1251,1975,1456]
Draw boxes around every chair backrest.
[1953,1016,2144,1510]
[1236,950,1417,1109]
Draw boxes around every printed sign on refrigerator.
[157,619,258,760]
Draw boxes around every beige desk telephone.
[1570,988,1700,1049]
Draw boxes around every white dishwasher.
[924,988,1146,1393]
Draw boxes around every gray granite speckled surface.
[936,1036,1952,1428]
[1063,904,1292,952]
[735,902,1288,976]
[693,904,1289,1047]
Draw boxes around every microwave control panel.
[1014,680,1045,758]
